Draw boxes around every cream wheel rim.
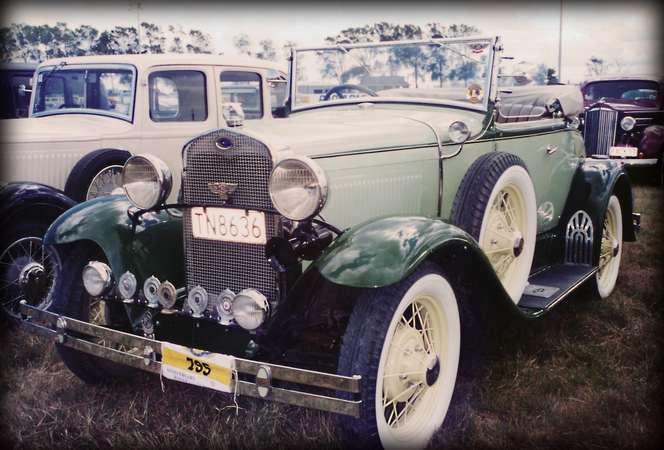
[381,293,448,441]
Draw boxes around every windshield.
[31,64,136,121]
[583,80,660,103]
[290,37,496,112]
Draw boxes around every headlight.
[82,261,114,297]
[269,157,327,221]
[233,288,269,330]
[620,116,636,132]
[123,154,172,209]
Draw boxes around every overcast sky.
[2,0,662,84]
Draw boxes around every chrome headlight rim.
[82,261,114,297]
[269,156,328,221]
[122,153,172,210]
[233,288,270,331]
[620,116,636,132]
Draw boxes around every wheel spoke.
[384,382,426,428]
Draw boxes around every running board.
[518,264,597,315]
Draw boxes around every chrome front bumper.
[19,301,362,418]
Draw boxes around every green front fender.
[315,215,488,288]
[45,196,184,287]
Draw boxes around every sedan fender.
[0,181,77,228]
[45,196,184,286]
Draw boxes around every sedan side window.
[220,71,262,120]
[149,70,207,122]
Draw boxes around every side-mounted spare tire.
[64,149,131,203]
[450,152,537,304]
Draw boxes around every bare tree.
[586,56,606,76]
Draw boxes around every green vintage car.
[21,36,639,449]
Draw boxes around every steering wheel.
[322,84,378,101]
[58,103,82,109]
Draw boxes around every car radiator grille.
[583,107,618,156]
[182,129,278,309]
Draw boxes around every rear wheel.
[337,263,460,449]
[53,242,136,383]
[590,195,623,298]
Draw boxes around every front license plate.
[161,343,235,393]
[610,146,638,157]
[190,207,266,244]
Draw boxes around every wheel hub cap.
[512,232,524,258]
[425,355,440,386]
[19,262,47,298]
[384,324,437,402]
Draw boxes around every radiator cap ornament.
[208,182,238,201]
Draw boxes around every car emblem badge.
[208,182,238,201]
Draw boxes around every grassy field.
[1,184,662,449]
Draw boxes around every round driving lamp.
[118,271,137,300]
[269,157,327,221]
[233,288,270,331]
[620,116,636,132]
[82,261,114,297]
[123,154,172,209]
[449,121,470,143]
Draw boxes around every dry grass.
[1,184,662,449]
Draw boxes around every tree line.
[1,20,562,85]
[0,22,218,62]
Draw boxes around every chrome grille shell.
[583,107,618,156]
[182,129,279,311]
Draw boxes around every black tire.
[52,242,137,383]
[450,152,536,303]
[337,262,461,449]
[64,149,131,203]
[586,195,623,298]
[0,219,62,324]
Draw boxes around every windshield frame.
[30,63,137,122]
[288,36,499,113]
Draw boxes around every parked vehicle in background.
[580,74,664,184]
[21,36,639,449]
[0,54,286,203]
[0,62,38,119]
[0,181,76,323]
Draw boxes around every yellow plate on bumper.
[162,343,235,392]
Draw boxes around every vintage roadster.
[21,36,639,449]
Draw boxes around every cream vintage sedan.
[0,54,286,202]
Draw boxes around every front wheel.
[337,263,460,449]
[0,220,62,323]
[64,149,131,203]
[52,242,137,383]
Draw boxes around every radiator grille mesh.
[583,108,618,156]
[182,129,278,307]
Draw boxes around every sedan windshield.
[291,37,495,111]
[31,64,136,121]
[583,80,660,102]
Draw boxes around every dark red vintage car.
[580,74,664,184]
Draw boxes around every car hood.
[243,104,486,158]
[0,114,133,144]
[584,98,661,112]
